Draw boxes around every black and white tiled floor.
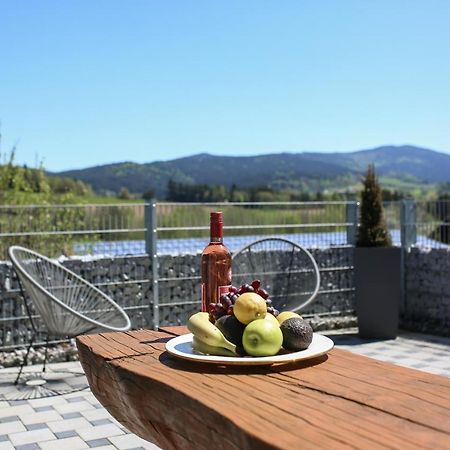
[325,329,450,378]
[0,362,159,450]
[0,329,449,449]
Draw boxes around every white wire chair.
[7,245,131,391]
[232,237,320,313]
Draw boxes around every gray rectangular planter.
[354,247,401,339]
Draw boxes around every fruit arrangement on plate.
[187,280,314,357]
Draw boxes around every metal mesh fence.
[383,201,401,246]
[0,203,149,350]
[0,203,146,259]
[0,200,447,260]
[1,199,448,349]
[415,200,450,248]
[155,202,356,325]
[382,200,450,249]
[156,201,353,253]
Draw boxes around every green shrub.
[356,165,392,247]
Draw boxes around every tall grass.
[157,203,348,239]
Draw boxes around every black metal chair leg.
[14,336,34,385]
[42,335,50,373]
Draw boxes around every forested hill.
[53,145,450,196]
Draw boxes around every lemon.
[234,293,267,324]
[277,311,302,326]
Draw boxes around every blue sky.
[1,1,449,171]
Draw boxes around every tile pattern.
[0,330,448,449]
[0,378,159,450]
[325,329,450,377]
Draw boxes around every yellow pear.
[277,311,302,326]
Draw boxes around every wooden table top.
[77,326,450,450]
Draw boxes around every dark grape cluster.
[208,286,239,321]
[208,279,279,322]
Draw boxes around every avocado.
[280,317,313,351]
[215,315,246,347]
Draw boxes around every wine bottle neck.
[210,220,223,242]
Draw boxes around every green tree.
[142,189,155,200]
[357,165,392,247]
[166,179,178,200]
[437,182,450,201]
[382,189,403,201]
[118,186,131,200]
[49,176,92,196]
[315,191,324,201]
[0,147,51,203]
[0,138,89,257]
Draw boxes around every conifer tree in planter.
[354,165,401,339]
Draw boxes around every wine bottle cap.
[210,211,223,223]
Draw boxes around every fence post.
[346,201,359,245]
[400,199,417,250]
[145,200,159,330]
[400,198,417,315]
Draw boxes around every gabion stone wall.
[2,246,450,349]
[310,248,355,316]
[403,248,450,336]
[158,253,201,326]
[0,264,33,349]
[0,248,356,349]
[157,248,356,327]
[62,255,153,330]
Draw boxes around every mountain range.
[52,145,450,196]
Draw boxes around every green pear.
[243,319,283,356]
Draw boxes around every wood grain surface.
[77,327,450,450]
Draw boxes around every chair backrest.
[8,246,131,338]
[232,237,320,313]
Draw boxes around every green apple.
[243,319,283,356]
[264,313,280,327]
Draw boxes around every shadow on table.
[158,352,328,375]
[140,337,173,345]
[323,332,397,346]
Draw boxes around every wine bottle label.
[218,285,231,298]
[201,283,232,312]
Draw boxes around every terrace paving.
[0,329,449,449]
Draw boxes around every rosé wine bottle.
[201,212,232,312]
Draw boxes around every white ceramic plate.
[165,333,334,366]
